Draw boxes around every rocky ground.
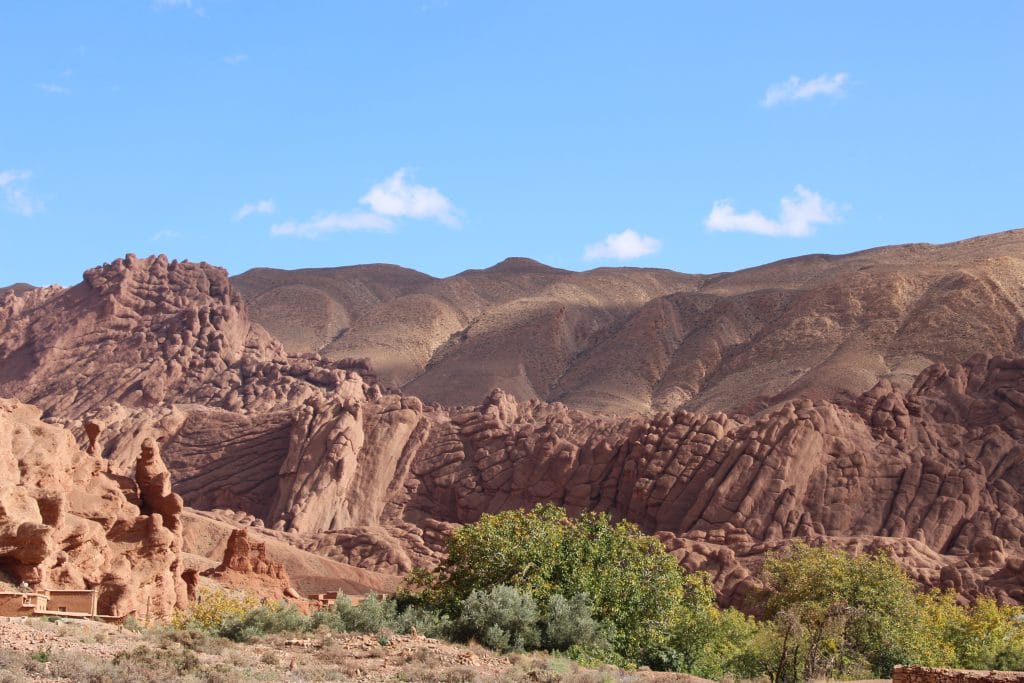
[0,617,703,683]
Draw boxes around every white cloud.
[705,185,840,237]
[272,169,458,239]
[151,229,180,241]
[359,168,459,226]
[36,83,69,95]
[0,170,43,216]
[234,199,275,221]
[762,73,848,107]
[583,229,661,260]
[223,54,247,65]
[270,212,392,238]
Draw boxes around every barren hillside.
[234,230,1024,414]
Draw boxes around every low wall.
[894,666,1024,683]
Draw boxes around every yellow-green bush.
[171,586,261,632]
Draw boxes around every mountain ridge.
[231,228,1024,415]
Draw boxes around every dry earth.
[0,617,704,683]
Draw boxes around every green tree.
[755,543,955,679]
[410,503,717,668]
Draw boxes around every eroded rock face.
[260,358,1024,606]
[9,253,1024,607]
[0,399,186,619]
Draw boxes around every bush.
[393,604,453,639]
[172,586,260,633]
[217,602,310,642]
[413,504,710,666]
[542,593,603,652]
[456,584,541,652]
[340,593,397,633]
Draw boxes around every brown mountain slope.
[233,230,1024,414]
[231,258,698,409]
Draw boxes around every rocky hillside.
[235,230,1024,414]
[5,244,1024,607]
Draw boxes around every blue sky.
[2,2,1022,285]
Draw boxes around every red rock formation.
[9,251,1024,607]
[0,399,186,619]
[0,254,372,420]
[202,528,301,600]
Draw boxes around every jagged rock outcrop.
[201,528,301,600]
[0,254,373,419]
[0,399,186,619]
[258,356,1024,606]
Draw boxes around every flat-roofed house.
[43,589,98,617]
[0,591,49,617]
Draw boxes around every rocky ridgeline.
[5,254,1024,606]
[0,254,373,418]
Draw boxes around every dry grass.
[0,617,696,683]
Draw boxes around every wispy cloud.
[273,169,460,238]
[762,73,848,107]
[359,169,460,226]
[583,229,661,260]
[235,199,275,221]
[705,185,840,237]
[270,212,392,238]
[153,0,205,16]
[36,83,69,95]
[0,170,43,216]
[223,54,247,65]
[151,229,180,241]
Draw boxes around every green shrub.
[393,604,453,639]
[217,602,310,642]
[542,593,602,651]
[412,503,710,666]
[332,593,398,633]
[456,584,541,652]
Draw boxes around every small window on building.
[57,606,67,613]
[21,597,35,607]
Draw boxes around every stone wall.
[894,665,1024,683]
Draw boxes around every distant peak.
[484,257,567,274]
